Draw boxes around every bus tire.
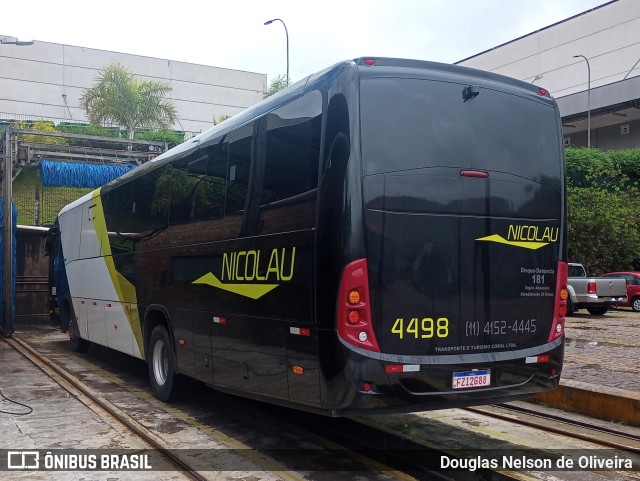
[148,325,186,402]
[586,306,608,316]
[64,301,89,353]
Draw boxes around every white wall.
[457,0,640,99]
[0,39,267,135]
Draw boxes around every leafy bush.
[135,129,184,148]
[566,147,640,273]
[12,120,67,145]
[609,148,640,179]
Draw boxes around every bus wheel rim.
[152,340,168,386]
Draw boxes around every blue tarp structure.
[40,159,136,188]
[0,197,17,335]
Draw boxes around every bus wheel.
[148,325,186,402]
[64,302,89,353]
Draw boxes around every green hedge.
[565,146,640,274]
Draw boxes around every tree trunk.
[127,127,135,152]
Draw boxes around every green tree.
[565,147,640,273]
[213,115,230,126]
[263,74,289,98]
[80,63,177,149]
[12,120,67,145]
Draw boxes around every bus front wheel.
[148,325,186,402]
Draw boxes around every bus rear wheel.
[148,325,186,402]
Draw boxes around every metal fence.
[13,165,91,225]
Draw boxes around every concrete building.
[457,0,640,150]
[0,39,267,136]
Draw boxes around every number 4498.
[391,317,449,339]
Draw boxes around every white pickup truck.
[567,262,627,316]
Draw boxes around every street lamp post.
[2,35,33,336]
[573,54,591,148]
[264,18,289,85]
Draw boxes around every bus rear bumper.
[331,343,563,415]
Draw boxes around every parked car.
[567,263,628,315]
[602,271,640,312]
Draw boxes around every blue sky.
[2,0,612,83]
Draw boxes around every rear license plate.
[452,369,491,389]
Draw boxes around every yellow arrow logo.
[192,272,279,300]
[475,234,548,250]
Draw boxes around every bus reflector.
[292,366,304,375]
[385,364,420,373]
[290,327,311,336]
[548,261,568,342]
[337,259,380,352]
[525,355,549,364]
[213,316,227,324]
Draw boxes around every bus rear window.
[360,77,561,188]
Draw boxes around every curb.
[529,379,640,427]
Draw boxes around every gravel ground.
[563,307,640,392]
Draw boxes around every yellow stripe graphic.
[476,234,548,250]
[92,189,144,356]
[192,272,279,300]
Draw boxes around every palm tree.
[80,63,177,150]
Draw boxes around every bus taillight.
[549,261,568,342]
[337,259,380,352]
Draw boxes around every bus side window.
[226,124,252,218]
[129,165,170,233]
[258,90,322,234]
[168,144,227,226]
[165,133,247,242]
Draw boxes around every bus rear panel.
[326,59,566,414]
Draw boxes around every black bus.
[53,57,568,415]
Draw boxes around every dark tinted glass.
[226,124,252,215]
[129,165,170,232]
[258,91,322,234]
[360,77,561,188]
[168,140,228,225]
[568,265,585,277]
[103,181,133,233]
